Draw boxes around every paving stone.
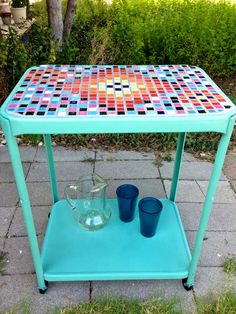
[198,180,236,203]
[26,162,93,182]
[95,160,159,179]
[164,180,205,202]
[186,231,236,267]
[35,146,95,162]
[92,280,195,313]
[96,150,155,161]
[27,179,165,206]
[9,206,50,237]
[0,146,37,163]
[0,162,30,183]
[0,275,89,314]
[106,179,166,198]
[0,238,4,249]
[160,161,226,181]
[27,181,76,206]
[0,183,19,207]
[194,267,236,297]
[229,180,236,193]
[168,151,198,162]
[178,203,236,231]
[0,207,15,237]
[4,236,43,275]
[223,152,236,180]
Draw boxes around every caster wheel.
[182,278,193,291]
[38,280,49,294]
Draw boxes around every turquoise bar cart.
[1,65,235,293]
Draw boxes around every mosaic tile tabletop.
[6,65,233,117]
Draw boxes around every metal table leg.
[1,118,47,292]
[170,132,186,202]
[43,134,59,204]
[184,116,236,290]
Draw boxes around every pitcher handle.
[64,184,77,209]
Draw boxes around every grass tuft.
[223,254,236,274]
[196,291,236,314]
[53,296,182,314]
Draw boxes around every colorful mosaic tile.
[6,65,233,117]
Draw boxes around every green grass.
[3,291,236,314]
[53,297,182,314]
[5,299,31,314]
[223,255,236,274]
[196,291,236,314]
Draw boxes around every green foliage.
[5,299,31,314]
[196,291,236,314]
[53,296,182,314]
[0,0,235,153]
[11,0,27,8]
[57,0,236,77]
[0,24,54,103]
[223,254,236,274]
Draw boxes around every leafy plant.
[11,0,27,8]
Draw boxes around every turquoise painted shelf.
[41,199,191,281]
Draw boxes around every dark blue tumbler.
[116,184,139,222]
[138,197,163,237]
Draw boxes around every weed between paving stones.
[223,254,236,275]
[3,291,236,314]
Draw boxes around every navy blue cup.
[138,197,163,237]
[116,184,139,222]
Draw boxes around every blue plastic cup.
[138,197,163,237]
[116,184,139,222]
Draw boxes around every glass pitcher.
[64,173,111,231]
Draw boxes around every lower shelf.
[41,199,191,281]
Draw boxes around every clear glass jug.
[64,173,111,231]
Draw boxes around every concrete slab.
[164,180,205,202]
[223,152,236,180]
[3,236,42,275]
[160,161,226,181]
[0,207,15,237]
[0,163,30,183]
[0,183,19,207]
[168,151,198,162]
[9,206,50,237]
[27,181,77,206]
[106,179,166,198]
[0,275,89,314]
[35,147,95,162]
[0,238,4,249]
[27,179,165,206]
[95,161,159,179]
[92,280,195,313]
[198,180,236,203]
[96,150,155,161]
[186,231,236,267]
[26,162,93,182]
[178,203,236,231]
[229,180,236,193]
[0,146,37,163]
[194,267,236,297]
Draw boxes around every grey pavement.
[0,146,236,313]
